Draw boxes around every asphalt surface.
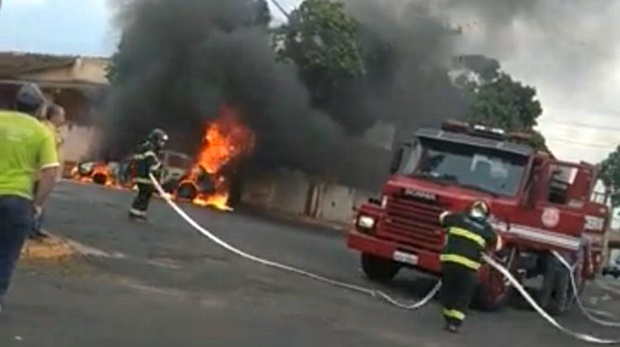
[1,181,620,346]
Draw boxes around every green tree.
[274,0,365,105]
[599,146,620,207]
[456,54,501,82]
[465,72,547,151]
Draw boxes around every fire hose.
[552,250,620,329]
[149,174,620,343]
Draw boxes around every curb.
[20,231,76,260]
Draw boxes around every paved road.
[1,181,619,346]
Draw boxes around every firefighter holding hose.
[438,200,503,333]
[128,128,168,221]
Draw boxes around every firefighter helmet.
[148,128,169,149]
[469,200,490,220]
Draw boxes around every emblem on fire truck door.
[541,207,560,228]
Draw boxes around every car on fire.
[72,150,218,200]
[74,150,194,186]
[347,120,609,316]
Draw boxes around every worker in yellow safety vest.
[0,83,59,313]
[439,200,503,333]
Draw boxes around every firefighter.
[438,200,503,333]
[128,128,168,221]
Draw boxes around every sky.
[0,0,618,165]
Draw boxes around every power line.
[539,120,620,133]
[545,137,615,149]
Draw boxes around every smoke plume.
[102,0,472,190]
[103,0,617,190]
[102,0,343,176]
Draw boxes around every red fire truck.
[347,120,610,315]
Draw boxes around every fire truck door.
[531,161,593,250]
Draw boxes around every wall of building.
[241,169,309,216]
[241,168,376,225]
[60,125,97,162]
[312,184,374,224]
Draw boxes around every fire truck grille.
[380,195,444,252]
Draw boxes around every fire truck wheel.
[544,253,585,316]
[361,253,401,283]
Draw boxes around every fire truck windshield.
[402,138,529,197]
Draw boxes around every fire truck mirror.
[390,147,404,175]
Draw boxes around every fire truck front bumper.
[347,230,442,275]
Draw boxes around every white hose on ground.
[149,174,440,310]
[150,174,620,343]
[483,254,620,344]
[552,251,620,328]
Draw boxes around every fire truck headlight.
[357,215,376,230]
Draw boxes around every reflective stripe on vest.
[134,177,153,184]
[440,253,481,270]
[448,227,486,248]
[150,162,162,172]
[443,308,465,321]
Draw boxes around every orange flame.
[68,106,255,212]
[191,105,255,211]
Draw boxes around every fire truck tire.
[361,253,401,283]
[544,252,586,316]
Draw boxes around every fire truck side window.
[546,164,583,206]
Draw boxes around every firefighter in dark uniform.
[439,200,503,333]
[128,129,168,221]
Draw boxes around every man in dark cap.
[0,83,59,313]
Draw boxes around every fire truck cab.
[347,120,609,315]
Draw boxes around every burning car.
[71,161,116,186]
[71,105,255,211]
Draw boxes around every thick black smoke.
[101,0,620,189]
[101,0,472,190]
[102,0,343,176]
[333,0,468,144]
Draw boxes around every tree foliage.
[599,146,620,207]
[457,54,501,83]
[274,0,365,105]
[465,71,547,151]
